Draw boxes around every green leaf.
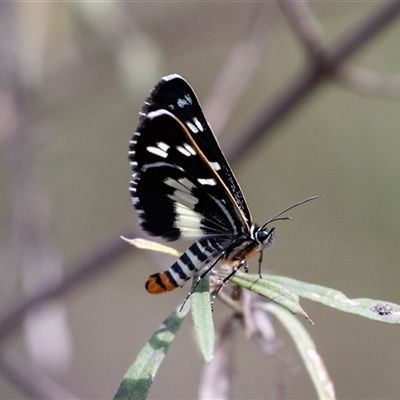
[113,303,189,400]
[190,272,215,363]
[261,302,336,400]
[268,275,400,324]
[222,272,312,322]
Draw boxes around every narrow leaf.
[113,303,189,400]
[268,275,400,324]
[261,302,336,400]
[191,273,215,363]
[221,272,312,322]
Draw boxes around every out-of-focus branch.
[280,0,400,99]
[198,316,238,400]
[0,225,140,341]
[226,1,400,162]
[0,0,72,376]
[278,0,326,62]
[204,2,276,134]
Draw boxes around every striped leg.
[145,238,223,294]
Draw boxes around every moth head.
[256,227,275,248]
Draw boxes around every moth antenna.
[261,195,319,229]
[270,216,292,222]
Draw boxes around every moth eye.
[257,229,275,247]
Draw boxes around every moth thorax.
[255,227,275,248]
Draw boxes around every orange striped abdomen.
[146,272,180,294]
[145,238,222,294]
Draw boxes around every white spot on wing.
[177,98,188,108]
[184,143,196,155]
[186,121,199,133]
[141,162,184,173]
[173,203,203,238]
[177,145,191,157]
[193,117,203,132]
[168,191,198,209]
[163,74,182,82]
[157,142,170,152]
[165,178,194,194]
[179,178,195,190]
[147,146,168,158]
[176,213,201,229]
[177,94,193,108]
[210,162,221,171]
[198,178,217,186]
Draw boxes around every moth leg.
[243,260,249,273]
[258,250,263,279]
[180,250,226,311]
[211,258,247,310]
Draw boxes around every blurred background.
[1,2,400,399]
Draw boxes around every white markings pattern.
[169,191,198,209]
[210,162,221,171]
[165,178,194,194]
[141,162,184,173]
[147,146,168,158]
[184,143,196,155]
[165,177,204,237]
[173,203,203,237]
[177,94,193,108]
[198,178,217,186]
[250,224,256,240]
[157,142,170,152]
[177,145,191,157]
[146,141,171,159]
[186,121,199,133]
[176,143,196,157]
[193,117,203,132]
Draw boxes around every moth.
[129,74,316,303]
